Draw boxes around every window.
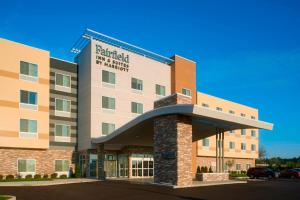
[55,99,71,112]
[18,159,36,173]
[229,130,235,135]
[229,110,235,114]
[182,88,191,96]
[229,141,235,150]
[20,90,37,105]
[202,103,209,108]
[131,78,143,91]
[216,107,223,111]
[20,61,38,77]
[241,143,246,151]
[155,84,166,96]
[202,138,209,147]
[131,102,143,114]
[241,113,246,117]
[102,122,115,135]
[236,164,241,171]
[20,119,37,137]
[251,116,256,120]
[102,96,115,110]
[102,70,115,84]
[55,160,69,172]
[241,129,246,136]
[56,73,71,87]
[251,130,256,137]
[251,144,256,151]
[55,124,71,137]
[246,164,251,170]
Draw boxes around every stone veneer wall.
[196,156,255,172]
[154,93,192,108]
[0,148,75,176]
[154,115,193,187]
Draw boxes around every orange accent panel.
[170,56,196,104]
[0,100,19,108]
[0,130,18,137]
[39,133,49,140]
[39,78,49,85]
[0,69,19,79]
[38,105,49,112]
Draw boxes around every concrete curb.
[0,178,99,187]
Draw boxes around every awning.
[92,104,273,147]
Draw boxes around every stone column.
[97,144,105,180]
[153,114,193,187]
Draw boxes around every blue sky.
[1,0,299,158]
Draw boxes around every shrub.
[60,174,67,179]
[34,174,41,179]
[209,166,213,173]
[25,174,33,179]
[0,175,3,180]
[204,166,208,173]
[50,173,58,179]
[75,164,81,178]
[43,174,49,179]
[196,166,201,174]
[200,166,205,173]
[5,175,14,180]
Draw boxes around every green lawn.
[0,196,11,200]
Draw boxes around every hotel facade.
[0,29,273,187]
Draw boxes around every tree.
[259,146,267,160]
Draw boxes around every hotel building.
[0,29,273,187]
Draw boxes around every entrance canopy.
[92,104,273,147]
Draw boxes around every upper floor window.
[182,88,191,96]
[20,119,37,138]
[102,70,115,84]
[20,90,37,108]
[229,130,235,135]
[241,129,246,136]
[55,160,69,172]
[241,143,246,151]
[131,78,143,91]
[202,103,209,108]
[18,159,36,173]
[155,84,166,96]
[131,102,143,114]
[102,122,115,135]
[241,113,246,117]
[236,164,241,171]
[55,124,71,137]
[251,116,256,120]
[251,130,256,137]
[251,144,256,152]
[216,107,223,111]
[55,99,71,113]
[202,138,209,147]
[102,96,115,110]
[229,141,235,150]
[229,110,235,114]
[20,61,38,77]
[56,73,71,88]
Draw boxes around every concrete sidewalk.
[0,178,99,187]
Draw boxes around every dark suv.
[247,167,275,179]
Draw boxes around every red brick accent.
[0,148,75,176]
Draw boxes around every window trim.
[131,77,143,91]
[102,122,116,136]
[181,88,191,97]
[241,143,246,152]
[102,96,116,111]
[19,90,38,110]
[19,61,38,82]
[55,98,72,117]
[54,159,70,172]
[17,158,36,173]
[155,84,166,96]
[19,118,38,139]
[131,102,143,114]
[55,73,72,93]
[102,70,116,85]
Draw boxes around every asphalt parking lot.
[0,179,299,200]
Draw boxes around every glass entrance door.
[89,154,98,177]
[118,155,129,177]
[104,154,117,178]
[131,154,154,178]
